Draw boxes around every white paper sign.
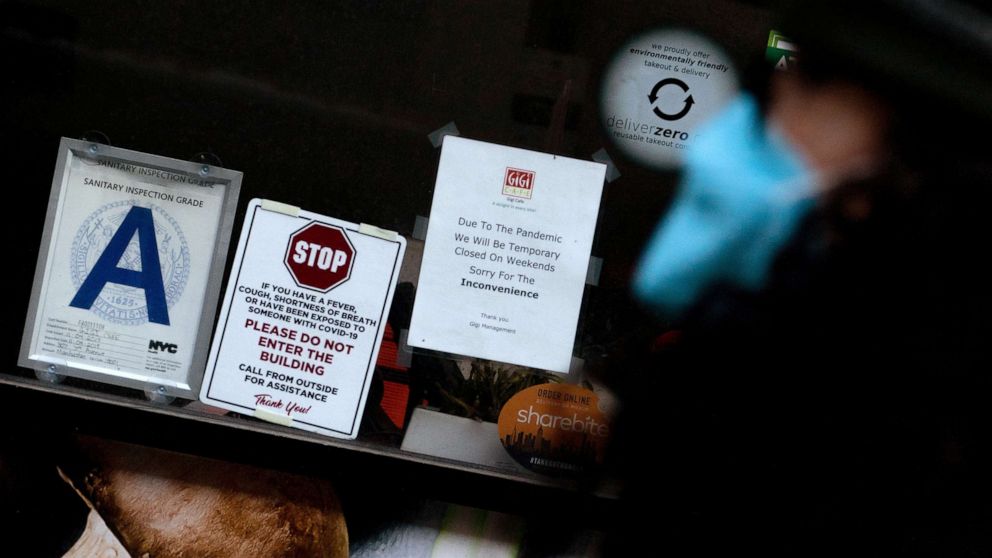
[408,137,605,373]
[200,199,405,439]
[21,139,238,397]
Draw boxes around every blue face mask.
[633,93,818,317]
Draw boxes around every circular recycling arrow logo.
[648,78,695,121]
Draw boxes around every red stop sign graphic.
[284,222,356,292]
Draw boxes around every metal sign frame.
[19,138,241,399]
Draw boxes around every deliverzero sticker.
[497,383,611,477]
[600,29,739,170]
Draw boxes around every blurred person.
[608,1,992,555]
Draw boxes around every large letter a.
[70,206,170,325]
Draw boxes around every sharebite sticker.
[497,383,611,477]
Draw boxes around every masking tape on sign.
[591,148,621,183]
[586,256,603,286]
[260,199,300,217]
[253,408,294,427]
[428,122,460,148]
[413,215,429,240]
[359,223,399,241]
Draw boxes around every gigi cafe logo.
[502,167,535,199]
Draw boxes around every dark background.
[1,0,774,554]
